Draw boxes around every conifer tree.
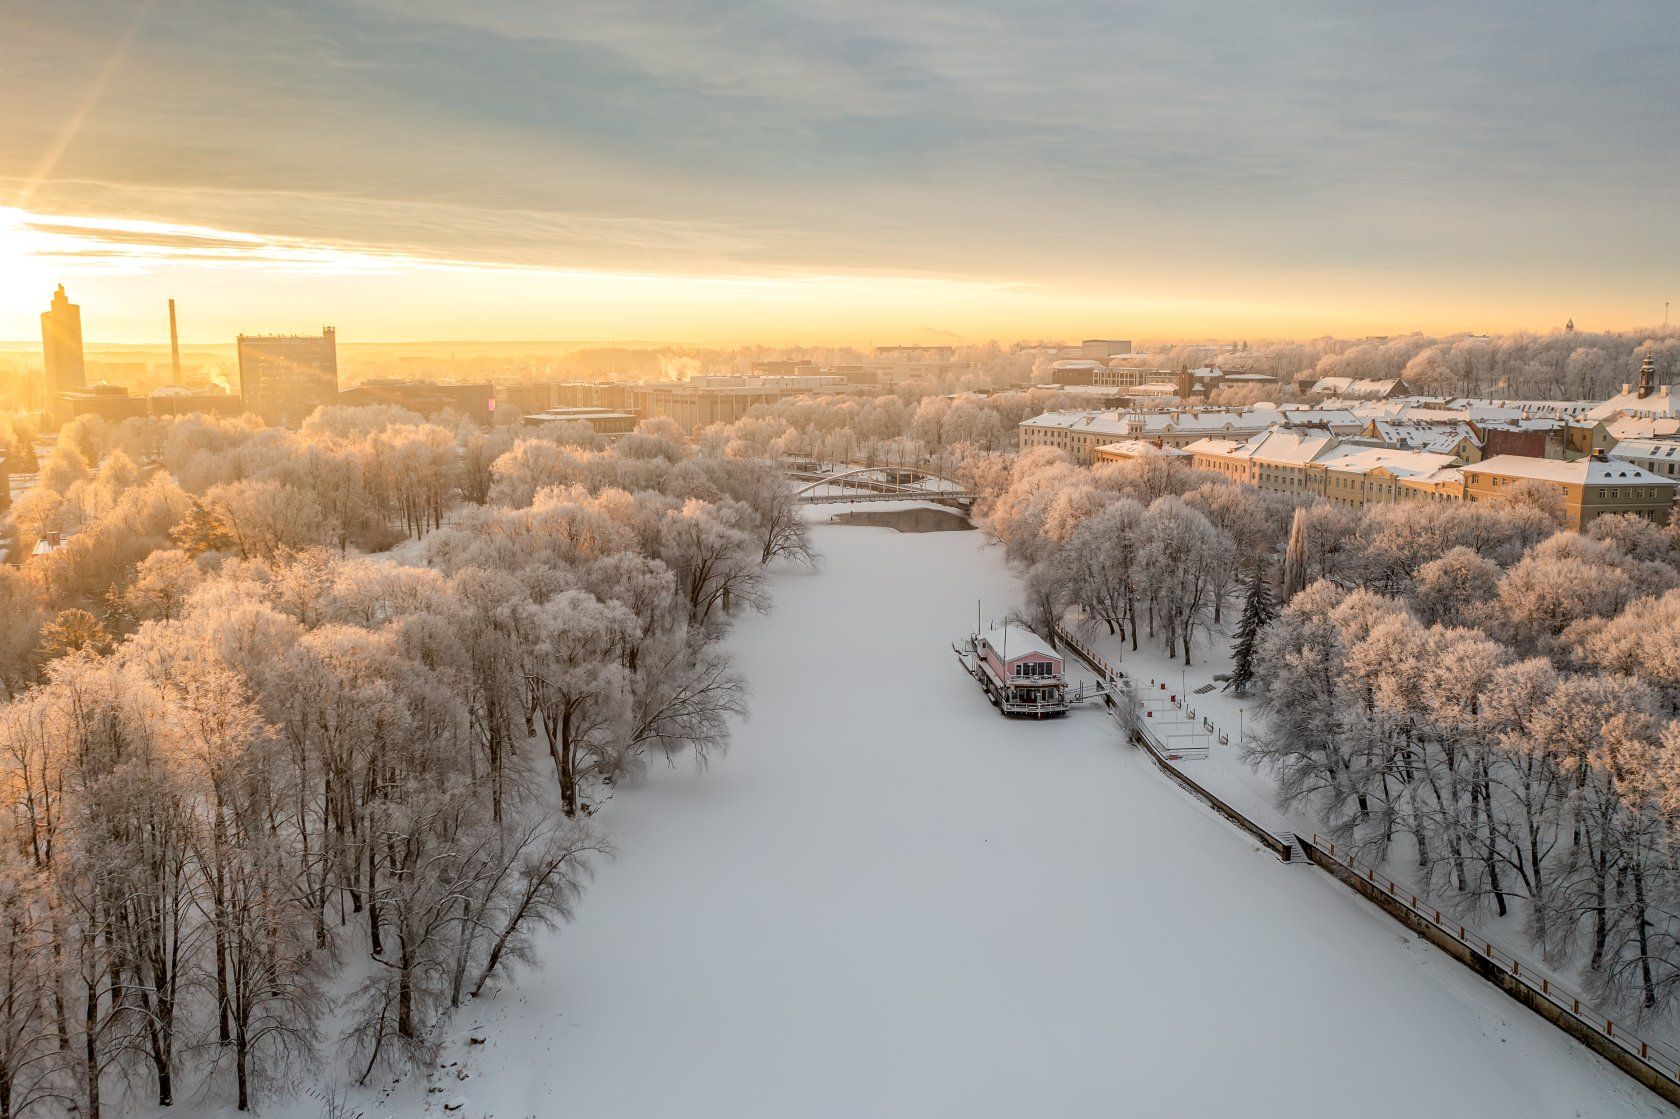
[170,497,237,557]
[1227,560,1275,697]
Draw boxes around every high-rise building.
[40,284,86,405]
[237,328,339,426]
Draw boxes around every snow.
[434,506,1669,1118]
[183,501,1674,1118]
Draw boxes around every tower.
[168,299,182,386]
[40,284,86,405]
[1638,355,1656,401]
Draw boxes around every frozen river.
[456,508,1671,1118]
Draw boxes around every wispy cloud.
[2,0,1676,335]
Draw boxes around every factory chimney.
[168,299,182,386]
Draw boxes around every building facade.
[1461,453,1677,529]
[339,379,495,424]
[40,285,86,421]
[237,329,339,426]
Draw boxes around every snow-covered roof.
[1366,419,1479,454]
[1316,447,1462,479]
[1608,438,1680,461]
[1311,376,1400,399]
[1604,415,1680,441]
[982,626,1061,663]
[1462,454,1680,488]
[1233,429,1340,465]
[1584,386,1680,422]
[1181,437,1246,456]
[1094,439,1191,460]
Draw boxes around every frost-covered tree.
[1281,507,1309,601]
[1227,560,1275,697]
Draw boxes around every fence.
[1301,834,1680,1105]
[1053,627,1292,861]
[1054,623,1680,1109]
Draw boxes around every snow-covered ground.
[422,505,1668,1119]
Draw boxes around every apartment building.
[1605,437,1680,480]
[1461,453,1677,529]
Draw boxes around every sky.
[1,0,1676,345]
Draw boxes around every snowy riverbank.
[192,503,1673,1117]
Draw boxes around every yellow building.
[1461,453,1677,529]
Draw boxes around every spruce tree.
[1227,560,1275,697]
[170,497,236,557]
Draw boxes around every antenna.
[167,299,182,386]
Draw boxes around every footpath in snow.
[397,506,1670,1118]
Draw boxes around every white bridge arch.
[791,464,978,505]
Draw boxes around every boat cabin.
[975,629,1069,716]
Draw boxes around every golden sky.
[3,2,1676,345]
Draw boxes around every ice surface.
[446,509,1673,1118]
[171,503,1674,1117]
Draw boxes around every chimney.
[168,299,182,386]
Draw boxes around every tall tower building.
[40,284,86,403]
[237,327,339,426]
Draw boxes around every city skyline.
[4,2,1677,343]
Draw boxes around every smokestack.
[168,299,182,386]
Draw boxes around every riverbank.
[391,506,1670,1118]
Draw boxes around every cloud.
[3,0,1676,304]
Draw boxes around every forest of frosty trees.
[705,380,1680,1023]
[982,448,1680,1021]
[0,408,812,1115]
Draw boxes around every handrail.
[1054,621,1680,1103]
[1303,834,1680,1086]
[1054,626,1289,861]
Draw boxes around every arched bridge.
[790,465,978,506]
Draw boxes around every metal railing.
[1306,834,1680,1087]
[1053,622,1680,1102]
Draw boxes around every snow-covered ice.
[439,507,1670,1119]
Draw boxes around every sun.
[0,206,53,312]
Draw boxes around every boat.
[952,623,1072,718]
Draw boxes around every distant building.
[147,384,244,418]
[1081,339,1133,360]
[626,375,851,431]
[496,381,635,416]
[520,406,638,435]
[40,285,86,420]
[339,379,494,424]
[750,359,818,376]
[1461,453,1677,529]
[54,385,151,424]
[237,328,339,426]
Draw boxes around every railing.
[1053,626,1290,861]
[1054,622,1680,1107]
[1304,833,1680,1092]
